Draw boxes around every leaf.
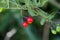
[24,0,30,7]
[51,30,57,34]
[40,18,46,25]
[32,0,38,6]
[0,0,9,8]
[37,0,48,7]
[37,0,41,7]
[0,8,4,12]
[36,8,48,18]
[47,11,56,20]
[56,24,60,32]
[28,8,36,16]
[9,0,21,9]
[40,0,48,7]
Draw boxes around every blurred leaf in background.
[0,0,9,8]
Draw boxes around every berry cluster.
[22,16,34,28]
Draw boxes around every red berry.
[27,17,33,24]
[22,22,28,28]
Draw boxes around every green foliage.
[0,0,60,40]
[51,30,57,35]
[56,24,60,32]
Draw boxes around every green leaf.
[32,0,38,6]
[40,18,46,25]
[51,30,57,34]
[28,8,36,16]
[25,0,30,7]
[47,14,55,20]
[56,24,60,32]
[36,9,48,18]
[9,0,21,9]
[47,11,56,20]
[0,0,9,8]
[0,8,4,12]
[41,0,48,7]
[37,0,48,7]
[37,0,41,7]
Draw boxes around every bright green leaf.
[40,18,46,25]
[56,24,60,32]
[0,8,4,12]
[51,30,57,34]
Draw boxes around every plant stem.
[42,22,50,40]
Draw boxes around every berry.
[27,16,33,24]
[22,22,28,28]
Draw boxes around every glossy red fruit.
[22,22,28,28]
[27,17,33,24]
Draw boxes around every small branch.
[42,22,50,40]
